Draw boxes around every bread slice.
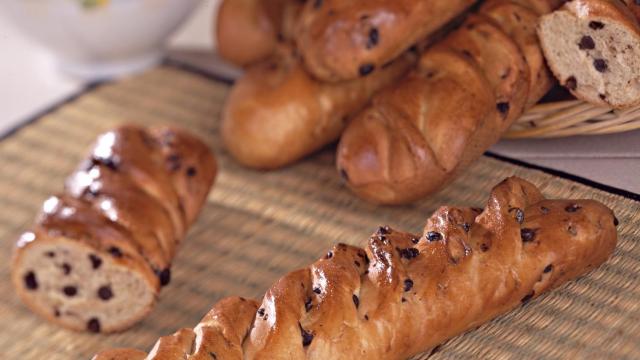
[441,14,530,130]
[482,0,556,106]
[538,0,640,108]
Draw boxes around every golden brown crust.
[222,46,416,170]
[295,0,476,82]
[93,177,618,359]
[336,1,560,205]
[12,125,216,333]
[215,0,303,67]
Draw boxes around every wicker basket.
[504,100,640,139]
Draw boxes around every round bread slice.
[12,195,159,333]
[440,14,530,130]
[482,0,555,106]
[538,0,640,108]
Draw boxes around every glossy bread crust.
[12,125,216,333]
[337,0,562,205]
[93,177,618,359]
[295,0,476,82]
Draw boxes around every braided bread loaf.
[222,45,417,169]
[93,177,618,359]
[11,125,216,333]
[294,0,477,82]
[216,0,303,67]
[336,0,561,205]
[538,0,640,108]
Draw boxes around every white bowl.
[0,0,201,80]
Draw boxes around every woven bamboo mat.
[0,65,638,360]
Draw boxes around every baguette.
[216,0,302,67]
[222,46,417,170]
[11,125,216,333]
[336,0,560,205]
[294,0,476,82]
[538,0,640,108]
[93,177,618,359]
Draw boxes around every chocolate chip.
[593,59,608,72]
[565,204,581,213]
[480,244,490,252]
[540,206,550,214]
[496,102,510,116]
[305,298,313,312]
[313,287,321,294]
[61,263,72,275]
[326,251,333,259]
[521,291,535,304]
[401,297,407,303]
[186,166,197,177]
[411,237,420,244]
[54,309,61,317]
[63,286,77,297]
[614,216,619,226]
[108,247,123,258]
[45,251,55,258]
[299,323,313,346]
[313,0,322,9]
[339,168,349,181]
[462,223,471,233]
[89,254,102,269]
[257,308,265,317]
[366,28,379,49]
[364,314,369,320]
[354,260,360,267]
[589,21,605,30]
[426,231,443,242]
[87,318,101,333]
[98,285,113,300]
[565,76,577,91]
[352,294,360,308]
[511,208,525,224]
[359,63,375,76]
[521,228,536,242]
[579,35,595,50]
[399,247,420,260]
[377,226,390,235]
[157,268,171,286]
[404,278,414,292]
[543,264,554,273]
[599,93,607,100]
[24,271,38,290]
[94,155,120,171]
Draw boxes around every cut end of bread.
[538,7,640,109]
[12,237,157,333]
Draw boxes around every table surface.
[0,0,638,194]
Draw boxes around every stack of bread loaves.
[11,125,217,333]
[218,0,590,205]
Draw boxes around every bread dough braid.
[12,125,217,333]
[93,177,617,359]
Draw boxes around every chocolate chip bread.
[337,0,561,205]
[294,0,476,82]
[222,45,416,169]
[216,0,303,67]
[538,0,640,108]
[11,125,217,333]
[92,177,618,359]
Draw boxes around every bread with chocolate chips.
[92,177,618,359]
[294,0,476,82]
[11,125,216,333]
[337,0,562,205]
[538,0,640,108]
